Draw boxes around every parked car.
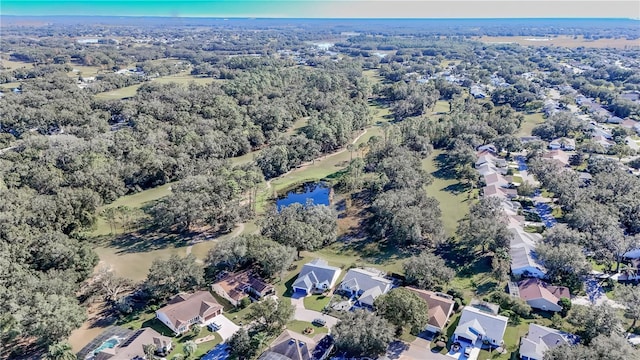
[464,346,472,356]
[207,322,221,331]
[312,318,326,326]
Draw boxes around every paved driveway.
[206,315,240,341]
[290,297,339,328]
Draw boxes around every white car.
[464,346,472,356]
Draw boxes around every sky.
[1,0,639,19]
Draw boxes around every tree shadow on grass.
[106,229,186,254]
[442,182,471,195]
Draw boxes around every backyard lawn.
[422,150,474,238]
[517,112,545,137]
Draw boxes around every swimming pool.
[93,337,119,355]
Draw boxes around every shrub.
[239,296,251,309]
[447,288,465,300]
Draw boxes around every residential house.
[94,328,173,360]
[517,278,570,312]
[483,184,517,200]
[621,119,639,130]
[520,136,541,144]
[406,287,455,334]
[339,268,393,308]
[212,270,275,306]
[542,150,570,167]
[593,135,615,149]
[257,330,327,360]
[510,227,545,279]
[607,116,624,124]
[620,92,640,102]
[156,291,223,334]
[292,259,341,295]
[519,324,579,360]
[453,306,509,348]
[548,138,576,151]
[477,163,505,177]
[483,172,509,188]
[477,144,498,154]
[470,85,487,99]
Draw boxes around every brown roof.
[157,291,223,329]
[214,270,274,301]
[518,278,570,304]
[406,287,455,330]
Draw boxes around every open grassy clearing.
[517,112,545,137]
[422,150,473,238]
[0,81,21,89]
[432,100,450,115]
[94,245,185,282]
[95,84,142,100]
[0,56,32,70]
[475,35,640,49]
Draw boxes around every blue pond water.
[276,182,330,210]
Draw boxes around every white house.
[453,306,508,348]
[292,259,341,295]
[510,227,546,279]
[520,324,579,360]
[339,268,393,308]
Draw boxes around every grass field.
[303,294,331,312]
[95,84,142,100]
[95,73,222,100]
[432,100,450,115]
[0,81,20,89]
[422,150,473,238]
[475,35,640,49]
[92,183,174,236]
[0,56,32,70]
[517,112,545,137]
[286,320,329,335]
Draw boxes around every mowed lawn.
[517,112,545,137]
[422,150,473,238]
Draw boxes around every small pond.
[276,182,331,210]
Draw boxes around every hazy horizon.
[2,1,639,19]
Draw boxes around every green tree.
[568,304,623,344]
[143,343,157,360]
[374,288,429,334]
[537,243,591,291]
[333,310,394,358]
[45,342,76,360]
[183,340,197,359]
[145,254,204,301]
[615,284,640,330]
[227,328,257,360]
[248,297,294,334]
[403,252,455,290]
